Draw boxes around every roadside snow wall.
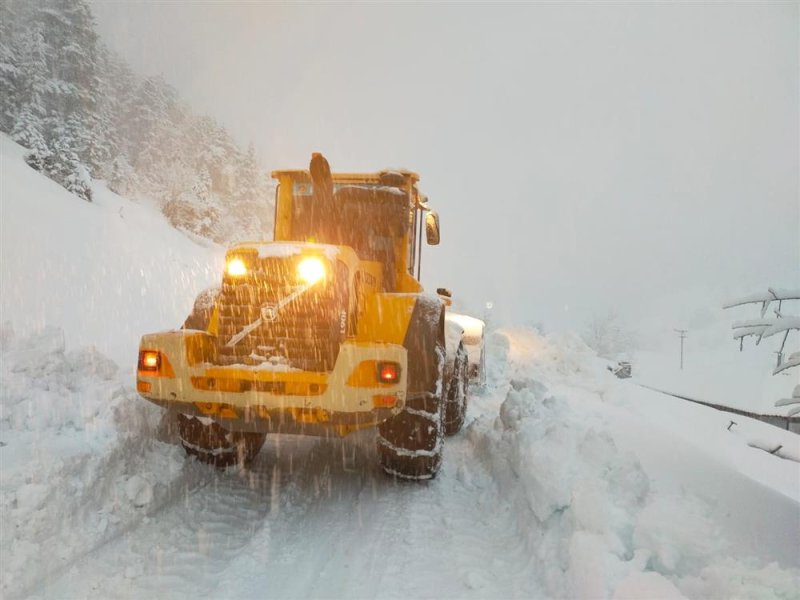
[467,329,799,599]
[0,327,184,597]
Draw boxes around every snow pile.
[468,328,800,598]
[0,326,184,597]
[470,380,652,598]
[1,326,120,433]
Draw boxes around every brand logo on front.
[261,305,278,322]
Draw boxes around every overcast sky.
[91,2,799,331]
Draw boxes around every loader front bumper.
[136,330,407,436]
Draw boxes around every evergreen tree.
[2,0,273,235]
[102,51,137,161]
[235,144,262,205]
[11,22,49,145]
[0,0,21,131]
[35,0,98,121]
[108,154,135,196]
[49,117,92,201]
[17,115,52,173]
[130,76,187,196]
[85,48,114,176]
[193,165,213,203]
[11,105,45,152]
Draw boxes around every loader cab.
[271,168,435,293]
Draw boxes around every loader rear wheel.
[443,343,469,436]
[177,413,265,468]
[377,298,445,480]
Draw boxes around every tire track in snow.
[35,435,317,599]
[37,375,540,599]
[213,426,539,599]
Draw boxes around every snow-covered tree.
[108,154,135,196]
[582,311,637,360]
[0,0,21,131]
[129,76,179,170]
[723,288,800,416]
[85,48,120,177]
[11,105,46,155]
[11,23,49,143]
[724,288,800,371]
[21,128,52,173]
[101,50,138,161]
[48,117,92,201]
[1,0,272,236]
[235,144,263,205]
[35,0,98,120]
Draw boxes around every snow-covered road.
[24,360,539,599]
[11,387,526,598]
[2,134,798,599]
[2,327,797,599]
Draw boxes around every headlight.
[226,258,247,277]
[297,256,326,285]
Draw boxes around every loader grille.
[216,257,348,371]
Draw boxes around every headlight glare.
[226,258,247,277]
[297,257,326,285]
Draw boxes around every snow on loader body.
[137,154,479,479]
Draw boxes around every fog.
[92,2,799,331]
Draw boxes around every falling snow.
[2,117,799,598]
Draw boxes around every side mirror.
[425,211,440,245]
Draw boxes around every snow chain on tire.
[177,413,266,468]
[377,297,446,480]
[443,342,469,436]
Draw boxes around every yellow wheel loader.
[136,153,472,480]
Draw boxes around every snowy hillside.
[0,133,222,367]
[1,0,274,243]
[1,135,799,599]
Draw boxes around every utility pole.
[674,329,688,370]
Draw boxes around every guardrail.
[637,383,800,435]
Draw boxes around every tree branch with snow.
[723,289,799,412]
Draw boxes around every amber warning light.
[377,362,400,384]
[138,350,160,372]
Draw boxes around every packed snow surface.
[2,134,799,599]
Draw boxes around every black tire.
[182,287,220,331]
[377,298,445,480]
[443,343,469,436]
[177,413,266,468]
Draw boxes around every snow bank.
[468,328,800,598]
[469,379,649,598]
[0,327,184,597]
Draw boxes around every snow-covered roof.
[228,241,341,260]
